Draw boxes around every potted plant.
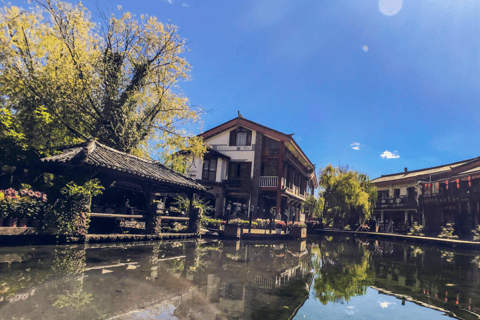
[1,189,19,227]
[0,191,6,226]
[275,221,286,234]
[290,221,307,239]
[224,219,243,238]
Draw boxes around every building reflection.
[1,237,479,320]
[0,240,312,319]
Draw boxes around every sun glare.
[379,0,403,16]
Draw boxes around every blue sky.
[12,0,480,179]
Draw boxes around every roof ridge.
[375,156,480,179]
[92,140,156,163]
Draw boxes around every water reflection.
[0,237,480,319]
[311,237,375,305]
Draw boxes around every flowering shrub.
[473,225,480,241]
[291,221,307,228]
[228,218,249,226]
[255,218,269,227]
[438,223,458,239]
[204,218,222,227]
[0,188,47,219]
[408,222,425,237]
[275,221,286,228]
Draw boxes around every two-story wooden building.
[187,113,317,221]
[371,157,480,236]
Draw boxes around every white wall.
[377,182,417,197]
[205,127,257,178]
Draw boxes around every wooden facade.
[189,113,317,222]
[371,157,480,237]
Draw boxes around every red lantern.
[456,179,460,188]
[446,180,449,190]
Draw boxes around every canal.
[0,236,479,319]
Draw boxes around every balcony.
[260,176,279,188]
[376,196,417,209]
[285,184,306,200]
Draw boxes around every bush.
[228,218,249,226]
[472,225,480,241]
[275,221,286,228]
[204,218,222,228]
[48,179,104,237]
[408,222,425,237]
[0,188,47,219]
[438,223,458,239]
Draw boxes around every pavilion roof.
[41,140,205,192]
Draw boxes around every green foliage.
[228,218,249,226]
[303,195,323,220]
[48,179,104,237]
[344,224,351,231]
[317,165,377,226]
[313,247,374,305]
[472,225,480,241]
[0,0,206,158]
[438,223,458,239]
[0,188,47,219]
[408,222,425,237]
[174,194,214,228]
[203,218,222,227]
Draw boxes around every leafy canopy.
[317,165,377,225]
[0,0,205,159]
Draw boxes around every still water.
[0,236,479,319]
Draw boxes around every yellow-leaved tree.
[0,0,205,161]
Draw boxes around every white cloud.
[163,0,174,4]
[351,142,361,150]
[380,150,400,159]
[182,3,189,7]
[362,45,369,52]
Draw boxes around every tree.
[0,0,205,159]
[317,165,376,226]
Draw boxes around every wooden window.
[229,127,252,146]
[394,189,400,198]
[228,162,252,180]
[202,158,217,181]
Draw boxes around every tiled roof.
[41,140,205,191]
[454,165,480,176]
[371,158,477,184]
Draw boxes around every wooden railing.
[260,176,278,188]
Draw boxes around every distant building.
[371,157,480,236]
[187,112,317,221]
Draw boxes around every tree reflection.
[312,240,375,305]
[52,245,92,310]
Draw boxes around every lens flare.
[379,0,403,16]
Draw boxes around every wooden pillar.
[187,192,200,233]
[276,143,285,216]
[273,143,285,233]
[405,211,408,224]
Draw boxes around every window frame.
[202,158,218,181]
[229,127,252,146]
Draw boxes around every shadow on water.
[0,236,480,319]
